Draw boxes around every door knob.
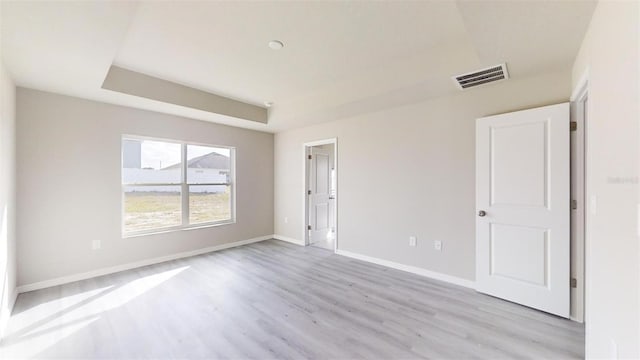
[478,210,487,217]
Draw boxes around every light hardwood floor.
[1,240,584,359]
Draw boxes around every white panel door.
[309,147,331,245]
[476,103,570,317]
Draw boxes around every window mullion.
[181,143,189,226]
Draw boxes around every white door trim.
[570,68,589,102]
[570,74,589,323]
[303,138,338,252]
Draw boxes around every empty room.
[0,0,638,359]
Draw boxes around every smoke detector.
[268,40,284,50]
[452,63,509,90]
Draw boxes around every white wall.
[0,60,17,337]
[275,70,570,282]
[571,1,640,358]
[16,89,274,287]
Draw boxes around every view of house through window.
[122,137,234,235]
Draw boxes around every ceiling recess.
[452,63,509,90]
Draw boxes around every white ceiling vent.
[452,63,509,90]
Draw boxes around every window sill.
[122,220,236,239]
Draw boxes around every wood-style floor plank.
[1,240,584,359]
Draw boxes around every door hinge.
[308,154,312,160]
[307,190,311,195]
[571,278,577,288]
[571,199,577,210]
[570,121,577,131]
[307,225,312,230]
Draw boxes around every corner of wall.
[0,288,17,340]
[0,60,18,339]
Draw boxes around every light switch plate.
[409,236,417,247]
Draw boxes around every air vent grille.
[453,63,509,90]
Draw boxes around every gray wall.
[0,58,17,338]
[275,70,570,282]
[571,1,639,357]
[16,89,274,286]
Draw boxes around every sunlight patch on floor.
[0,266,189,358]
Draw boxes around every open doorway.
[303,139,337,252]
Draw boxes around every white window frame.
[121,135,236,238]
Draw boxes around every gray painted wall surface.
[16,89,274,286]
[275,70,570,281]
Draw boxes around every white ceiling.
[1,1,596,133]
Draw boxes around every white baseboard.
[273,234,305,246]
[335,249,476,289]
[16,235,273,294]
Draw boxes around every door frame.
[570,71,589,323]
[303,138,338,252]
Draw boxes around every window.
[122,137,234,236]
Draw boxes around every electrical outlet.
[434,240,442,251]
[92,240,101,250]
[284,217,288,224]
[409,236,417,247]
